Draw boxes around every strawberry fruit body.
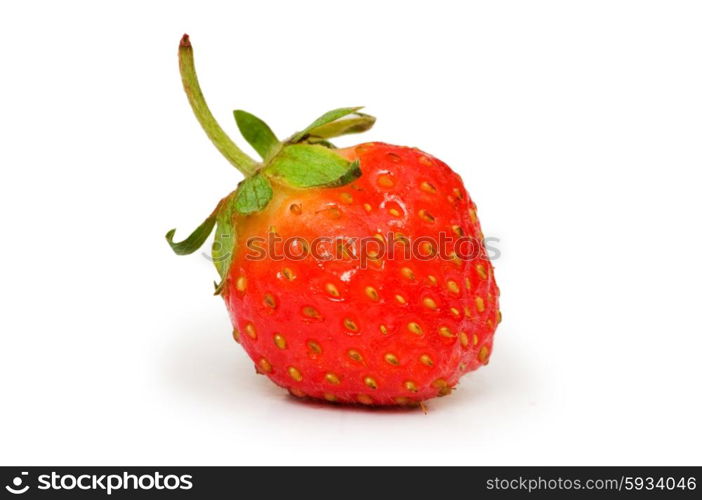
[167,35,500,406]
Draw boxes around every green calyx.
[166,34,376,293]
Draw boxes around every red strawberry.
[167,35,500,406]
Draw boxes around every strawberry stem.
[178,34,257,176]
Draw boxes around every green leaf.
[264,144,361,188]
[305,112,376,140]
[233,109,279,160]
[304,138,337,148]
[212,174,272,294]
[233,173,273,215]
[291,107,363,142]
[212,194,237,293]
[165,207,219,256]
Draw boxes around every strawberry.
[167,35,500,406]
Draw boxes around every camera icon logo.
[5,472,29,495]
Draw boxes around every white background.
[1,0,700,466]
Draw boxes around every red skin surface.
[222,142,499,405]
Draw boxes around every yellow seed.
[459,362,467,371]
[288,366,303,381]
[408,322,423,335]
[422,297,437,310]
[404,381,418,392]
[365,286,379,301]
[439,326,455,338]
[418,155,433,166]
[336,240,355,259]
[373,233,386,244]
[400,267,415,280]
[232,328,240,344]
[384,353,399,365]
[497,310,502,324]
[479,345,490,363]
[418,209,435,223]
[369,251,385,264]
[465,277,472,290]
[476,264,488,279]
[379,324,388,335]
[325,283,340,297]
[289,388,305,398]
[289,203,302,215]
[464,306,472,317]
[394,396,411,405]
[357,394,373,405]
[420,181,436,193]
[450,307,461,318]
[421,241,435,256]
[258,358,272,373]
[449,252,461,266]
[307,340,322,354]
[473,334,479,346]
[245,323,257,339]
[452,187,463,199]
[303,306,321,318]
[364,376,378,389]
[273,333,287,349]
[235,276,247,292]
[389,208,401,217]
[468,208,477,223]
[420,354,434,367]
[427,275,438,285]
[316,206,341,220]
[447,280,460,295]
[451,225,464,236]
[324,393,337,402]
[437,385,452,397]
[394,233,409,246]
[325,372,341,385]
[348,349,363,362]
[263,293,277,308]
[395,294,407,305]
[282,267,296,281]
[377,174,395,187]
[344,318,359,331]
[340,192,354,204]
[475,296,485,313]
[432,378,448,389]
[363,203,372,212]
[459,331,469,347]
